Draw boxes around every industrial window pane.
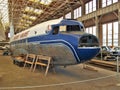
[108,23,112,46]
[76,8,79,18]
[93,0,96,11]
[89,27,92,34]
[74,9,77,19]
[113,22,118,46]
[93,26,96,36]
[103,42,106,46]
[85,26,96,36]
[85,3,88,14]
[85,28,89,33]
[65,12,71,19]
[102,24,107,46]
[107,0,112,6]
[78,7,81,17]
[74,7,81,19]
[89,1,92,13]
[113,0,118,3]
[102,0,107,7]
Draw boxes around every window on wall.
[85,26,96,36]
[102,24,107,46]
[102,21,118,46]
[65,12,71,19]
[85,3,89,14]
[113,0,118,3]
[108,23,112,46]
[74,6,82,19]
[102,0,118,7]
[113,22,118,46]
[93,0,96,11]
[85,0,96,14]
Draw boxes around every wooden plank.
[35,62,47,66]
[90,59,120,68]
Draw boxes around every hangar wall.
[78,0,120,46]
[65,0,120,46]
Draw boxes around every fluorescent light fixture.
[26,20,32,24]
[25,6,34,12]
[29,0,39,2]
[40,0,52,5]
[29,0,52,5]
[24,24,29,27]
[25,6,43,15]
[29,16,37,20]
[22,14,30,19]
[34,9,43,15]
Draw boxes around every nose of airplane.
[77,47,100,62]
[79,34,99,47]
[77,34,100,62]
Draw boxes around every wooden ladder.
[33,55,53,76]
[23,54,36,71]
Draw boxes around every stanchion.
[101,48,103,60]
[116,56,119,74]
[116,55,120,86]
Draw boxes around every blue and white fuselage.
[10,19,100,66]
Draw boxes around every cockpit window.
[52,26,59,35]
[81,26,84,31]
[67,25,80,31]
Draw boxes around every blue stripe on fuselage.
[27,36,80,62]
[39,40,80,62]
[27,34,80,63]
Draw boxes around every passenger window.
[53,26,59,35]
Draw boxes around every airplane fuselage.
[10,19,100,66]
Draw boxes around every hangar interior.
[0,0,120,90]
[7,0,120,46]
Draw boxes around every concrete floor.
[0,50,120,90]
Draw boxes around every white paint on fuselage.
[10,19,62,42]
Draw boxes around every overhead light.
[25,6,29,12]
[29,0,52,5]
[40,0,52,5]
[22,14,30,19]
[34,9,43,15]
[24,6,43,15]
[26,20,32,24]
[24,24,29,27]
[29,16,37,20]
[29,0,39,2]
[25,6,34,12]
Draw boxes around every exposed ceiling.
[0,0,8,24]
[8,0,83,33]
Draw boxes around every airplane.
[10,19,100,66]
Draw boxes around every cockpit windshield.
[59,25,84,32]
[67,25,80,31]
